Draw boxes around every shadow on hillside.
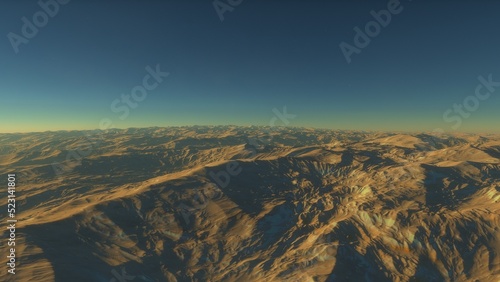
[205,157,324,216]
[325,221,388,281]
[422,164,456,212]
[482,146,500,159]
[23,216,162,281]
[410,255,445,282]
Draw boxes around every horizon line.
[0,125,498,136]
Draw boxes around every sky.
[1,0,500,133]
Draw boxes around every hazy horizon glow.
[2,1,500,133]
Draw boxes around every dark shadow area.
[323,221,390,281]
[23,221,120,282]
[478,146,500,159]
[327,244,388,281]
[23,209,169,281]
[410,255,445,282]
[422,164,456,212]
[338,150,355,167]
[205,158,309,216]
[74,154,163,176]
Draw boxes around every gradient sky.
[1,0,500,133]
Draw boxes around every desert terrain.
[0,126,499,281]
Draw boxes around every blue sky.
[1,0,500,133]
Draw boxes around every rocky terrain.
[0,126,499,281]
